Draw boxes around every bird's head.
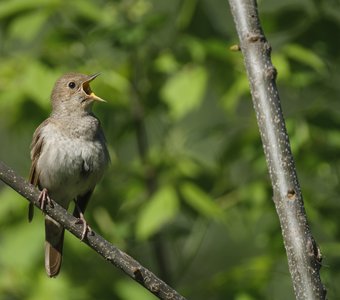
[51,72,105,115]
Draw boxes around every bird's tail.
[45,215,64,277]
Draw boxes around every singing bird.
[29,73,110,277]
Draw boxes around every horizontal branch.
[0,161,186,300]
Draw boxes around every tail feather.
[45,216,64,277]
[28,202,34,222]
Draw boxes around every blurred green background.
[0,0,339,299]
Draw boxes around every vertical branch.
[130,57,172,284]
[227,0,326,299]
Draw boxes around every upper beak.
[82,73,106,102]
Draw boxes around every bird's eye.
[68,82,76,89]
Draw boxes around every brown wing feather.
[28,119,49,222]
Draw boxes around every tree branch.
[0,160,186,300]
[227,0,326,299]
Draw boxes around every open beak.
[82,73,106,102]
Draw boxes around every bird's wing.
[28,119,49,221]
[92,115,110,163]
[98,124,111,164]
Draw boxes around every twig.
[227,0,326,299]
[0,160,186,300]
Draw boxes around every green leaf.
[154,51,180,74]
[103,70,130,95]
[21,62,58,108]
[0,0,57,19]
[136,185,179,240]
[161,65,207,120]
[115,279,155,300]
[221,75,249,112]
[0,188,25,224]
[9,10,49,42]
[29,272,86,300]
[70,0,105,23]
[283,44,326,74]
[181,182,224,220]
[176,0,197,30]
[271,53,290,81]
[182,36,206,62]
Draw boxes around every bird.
[28,72,110,277]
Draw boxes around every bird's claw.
[75,215,92,240]
[38,188,54,210]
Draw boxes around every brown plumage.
[29,73,110,277]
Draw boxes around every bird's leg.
[38,188,54,210]
[74,200,92,240]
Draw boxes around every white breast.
[37,123,108,208]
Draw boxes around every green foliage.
[0,0,339,299]
[181,182,224,220]
[161,65,207,120]
[115,279,156,300]
[136,185,179,240]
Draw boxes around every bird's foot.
[38,188,54,210]
[75,211,92,241]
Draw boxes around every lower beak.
[89,92,106,102]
